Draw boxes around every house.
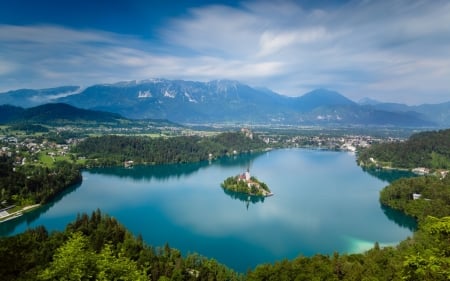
[412,193,422,200]
[412,167,430,175]
[124,160,134,168]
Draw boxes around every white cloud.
[0,59,17,75]
[0,24,115,44]
[0,0,449,104]
[157,0,450,103]
[0,24,161,89]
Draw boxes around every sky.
[0,0,449,105]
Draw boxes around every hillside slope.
[358,128,450,169]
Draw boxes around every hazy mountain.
[0,79,446,127]
[0,86,81,108]
[56,79,288,122]
[358,97,381,105]
[369,102,450,127]
[293,89,356,111]
[370,102,411,112]
[414,102,450,127]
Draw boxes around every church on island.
[221,168,273,197]
[238,169,251,182]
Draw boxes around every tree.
[96,244,147,281]
[402,216,450,281]
[39,232,95,281]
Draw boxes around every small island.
[221,169,273,197]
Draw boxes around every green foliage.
[38,232,147,281]
[358,129,450,169]
[221,175,271,196]
[380,175,450,220]
[402,216,450,281]
[9,123,49,133]
[0,156,81,207]
[38,231,147,281]
[21,103,124,124]
[0,226,55,281]
[259,181,270,192]
[39,232,96,281]
[95,243,147,281]
[73,131,268,167]
[221,176,249,194]
[0,210,242,281]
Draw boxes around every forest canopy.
[357,128,450,169]
[72,131,268,167]
[0,210,241,281]
[380,172,450,220]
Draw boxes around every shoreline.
[360,162,449,177]
[358,162,410,172]
[0,204,41,223]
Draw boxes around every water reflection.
[361,166,416,183]
[221,188,266,210]
[360,167,418,230]
[87,152,265,181]
[380,204,417,231]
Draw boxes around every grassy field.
[38,151,75,167]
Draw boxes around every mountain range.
[0,79,448,127]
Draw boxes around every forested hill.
[0,103,125,124]
[72,131,268,167]
[357,128,450,169]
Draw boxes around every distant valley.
[0,79,448,127]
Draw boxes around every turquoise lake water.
[0,149,416,272]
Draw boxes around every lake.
[0,149,417,272]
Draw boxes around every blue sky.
[0,0,449,104]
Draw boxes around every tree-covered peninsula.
[357,128,450,170]
[356,128,450,221]
[380,174,450,221]
[221,170,272,197]
[72,130,268,167]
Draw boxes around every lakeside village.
[0,136,78,223]
[1,128,443,178]
[0,128,393,164]
[221,169,273,197]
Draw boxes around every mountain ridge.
[0,79,447,127]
